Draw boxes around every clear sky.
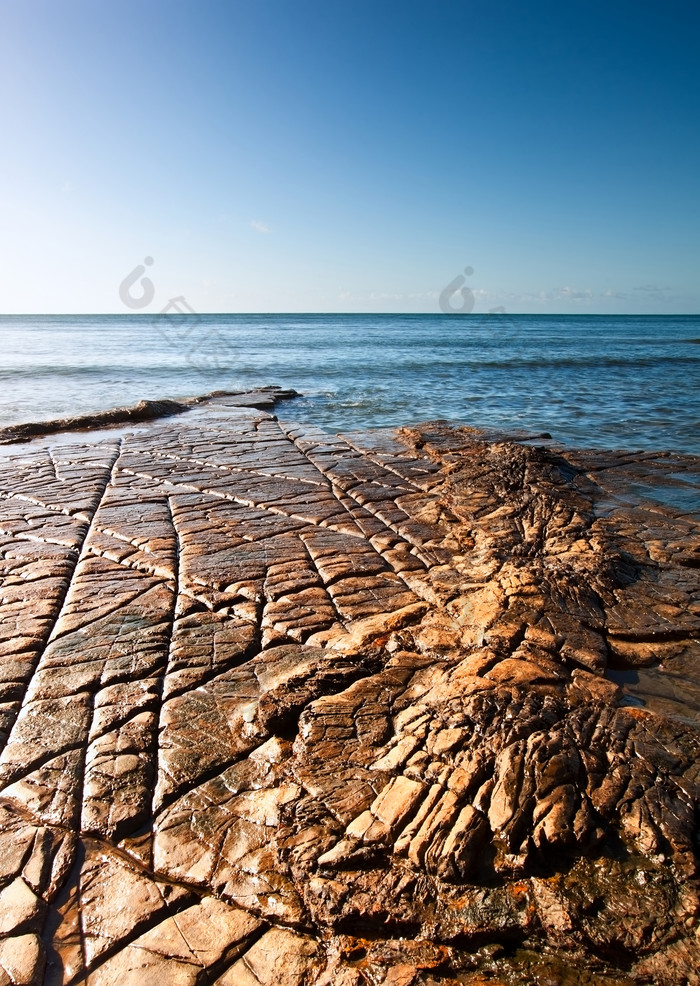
[1,0,698,314]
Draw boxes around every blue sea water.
[0,313,699,455]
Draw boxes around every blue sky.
[1,0,698,314]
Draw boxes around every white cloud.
[369,291,404,301]
[249,220,270,234]
[558,286,593,301]
[506,285,594,305]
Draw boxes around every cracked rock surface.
[0,395,699,985]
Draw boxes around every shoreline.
[0,385,301,444]
[3,311,699,458]
[0,391,698,983]
[3,382,699,460]
[2,385,698,520]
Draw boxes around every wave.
[463,354,700,370]
[0,364,203,380]
[328,354,700,374]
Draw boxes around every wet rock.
[0,405,698,983]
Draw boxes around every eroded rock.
[0,400,698,984]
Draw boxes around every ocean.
[1,312,699,455]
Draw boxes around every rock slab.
[0,398,699,985]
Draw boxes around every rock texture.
[0,386,299,445]
[0,394,698,985]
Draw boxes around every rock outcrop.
[0,395,698,985]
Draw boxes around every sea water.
[0,313,698,455]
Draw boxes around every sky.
[0,0,698,314]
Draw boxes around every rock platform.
[0,390,699,985]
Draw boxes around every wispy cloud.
[503,284,677,308]
[507,285,594,305]
[558,285,593,301]
[249,220,270,234]
[633,284,672,297]
[338,290,439,303]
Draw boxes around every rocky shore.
[0,389,698,985]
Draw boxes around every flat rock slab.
[0,398,698,985]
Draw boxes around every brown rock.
[0,399,698,984]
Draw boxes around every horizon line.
[1,311,698,318]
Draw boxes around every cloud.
[506,286,593,305]
[557,286,593,301]
[337,290,404,302]
[337,290,439,303]
[249,220,270,234]
[633,284,671,296]
[407,290,439,300]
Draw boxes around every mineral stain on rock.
[0,392,698,985]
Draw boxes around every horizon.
[1,0,699,317]
[2,311,698,318]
